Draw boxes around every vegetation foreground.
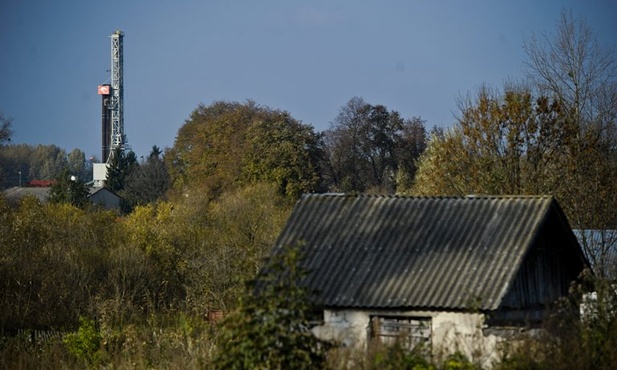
[0,213,615,370]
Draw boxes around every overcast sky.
[1,0,615,158]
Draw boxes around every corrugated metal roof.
[274,194,573,311]
[2,186,50,204]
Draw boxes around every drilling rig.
[109,30,127,158]
[94,30,129,187]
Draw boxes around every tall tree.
[0,112,12,145]
[0,142,31,190]
[0,144,90,189]
[412,86,567,196]
[105,147,137,193]
[166,101,325,200]
[413,84,617,276]
[48,169,90,208]
[524,10,617,277]
[122,145,170,209]
[323,97,427,193]
[67,148,90,183]
[395,117,428,191]
[28,144,68,181]
[524,10,617,131]
[322,97,369,192]
[242,113,325,199]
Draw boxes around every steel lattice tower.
[109,30,128,161]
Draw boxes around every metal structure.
[98,84,111,161]
[108,30,127,161]
[93,30,129,187]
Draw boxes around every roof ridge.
[303,193,554,200]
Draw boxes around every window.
[370,316,431,351]
[307,310,325,328]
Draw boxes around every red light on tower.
[98,85,110,95]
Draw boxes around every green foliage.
[2,14,614,365]
[243,115,325,199]
[29,144,69,181]
[63,317,102,364]
[211,244,331,370]
[0,143,32,188]
[495,353,549,370]
[192,182,291,310]
[410,14,617,276]
[105,147,138,194]
[93,313,215,369]
[368,341,435,370]
[493,273,617,370]
[0,143,91,190]
[121,202,188,311]
[121,145,170,210]
[324,97,427,193]
[166,100,325,200]
[411,87,567,196]
[67,148,92,183]
[0,199,118,330]
[575,276,617,368]
[340,340,476,370]
[48,168,90,208]
[412,12,617,276]
[442,352,479,370]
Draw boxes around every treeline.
[166,98,428,200]
[1,97,429,204]
[0,143,91,188]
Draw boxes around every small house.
[272,194,590,364]
[88,187,121,210]
[2,185,122,211]
[2,186,51,205]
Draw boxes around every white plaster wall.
[312,309,504,367]
[312,310,370,348]
[431,311,501,367]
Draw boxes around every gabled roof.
[88,187,122,211]
[2,186,121,210]
[88,186,118,197]
[273,194,587,311]
[2,186,50,205]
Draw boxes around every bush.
[495,275,617,370]
[63,317,102,365]
[369,341,435,370]
[442,352,479,370]
[211,244,331,370]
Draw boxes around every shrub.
[369,341,435,370]
[62,317,102,365]
[211,244,331,370]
